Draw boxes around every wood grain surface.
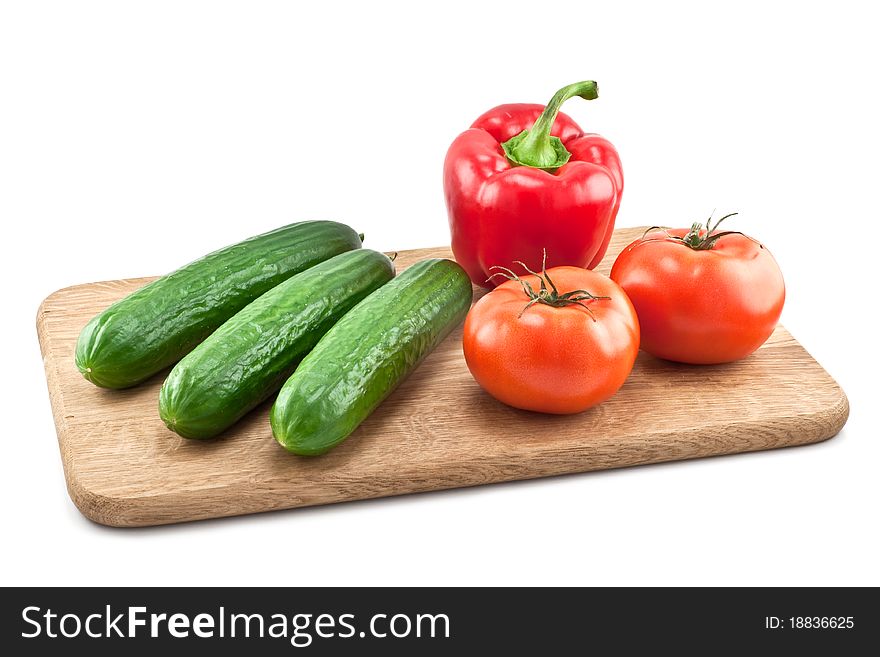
[36,227,849,527]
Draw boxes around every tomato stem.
[682,212,739,249]
[487,249,610,320]
[641,211,761,251]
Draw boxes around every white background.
[2,0,877,586]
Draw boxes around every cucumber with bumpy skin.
[75,221,362,389]
[271,258,473,456]
[159,249,395,439]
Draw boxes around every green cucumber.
[271,258,473,455]
[75,220,362,389]
[159,249,395,439]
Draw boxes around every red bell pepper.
[443,81,623,288]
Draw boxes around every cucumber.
[159,249,395,439]
[75,221,362,389]
[271,258,473,455]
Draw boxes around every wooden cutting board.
[36,227,849,527]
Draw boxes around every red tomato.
[463,265,640,414]
[610,222,785,364]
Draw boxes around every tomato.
[462,264,640,414]
[610,218,785,364]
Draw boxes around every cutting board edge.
[35,233,852,528]
[60,390,849,528]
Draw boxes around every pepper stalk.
[501,81,599,173]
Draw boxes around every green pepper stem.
[501,81,598,172]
